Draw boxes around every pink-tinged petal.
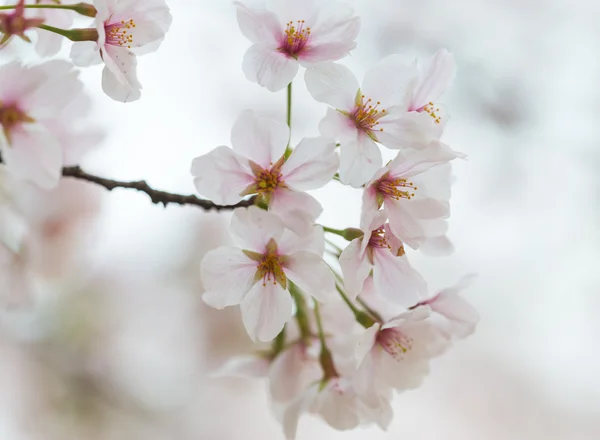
[33,8,72,57]
[318,107,358,143]
[21,68,83,120]
[1,125,62,190]
[234,1,282,45]
[355,323,380,367]
[284,251,336,303]
[315,379,360,430]
[420,235,454,256]
[304,63,359,110]
[266,0,319,25]
[211,355,270,379]
[372,249,427,307]
[70,41,103,66]
[361,54,418,110]
[378,346,430,390]
[360,185,381,230]
[0,205,27,254]
[387,145,459,179]
[283,385,319,440]
[191,146,253,205]
[282,137,338,190]
[269,344,321,403]
[243,43,299,92]
[201,246,256,309]
[384,200,425,250]
[376,108,437,150]
[269,189,322,236]
[230,206,284,252]
[278,224,325,257]
[411,49,456,110]
[339,136,382,188]
[101,58,142,103]
[230,110,289,167]
[339,239,371,300]
[240,281,293,342]
[407,198,450,219]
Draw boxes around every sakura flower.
[362,146,456,252]
[70,0,172,102]
[305,53,461,186]
[339,210,427,307]
[235,0,360,92]
[0,60,86,189]
[191,110,339,234]
[0,0,44,45]
[201,206,335,342]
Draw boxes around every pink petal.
[281,137,338,191]
[1,125,62,190]
[339,136,382,188]
[384,200,425,250]
[361,54,418,110]
[315,379,360,430]
[230,110,289,167]
[234,1,282,45]
[284,251,336,303]
[191,146,254,205]
[240,281,293,342]
[70,41,103,66]
[411,49,456,110]
[201,246,256,309]
[376,108,437,150]
[387,144,460,179]
[269,344,320,403]
[229,206,284,253]
[339,239,371,300]
[243,43,300,92]
[318,107,358,143]
[277,224,325,257]
[269,189,322,236]
[354,323,380,367]
[304,62,359,110]
[372,249,427,307]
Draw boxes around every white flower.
[191,110,339,234]
[0,61,85,189]
[70,0,172,102]
[339,210,427,307]
[201,206,335,342]
[362,147,457,252]
[235,0,360,91]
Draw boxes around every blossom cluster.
[0,0,478,438]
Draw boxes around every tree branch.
[0,158,255,211]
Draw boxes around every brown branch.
[61,166,255,211]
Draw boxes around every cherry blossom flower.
[201,206,335,342]
[362,146,457,252]
[339,210,427,307]
[305,53,461,186]
[70,0,172,102]
[0,0,43,45]
[191,110,339,234]
[0,60,86,189]
[235,0,360,92]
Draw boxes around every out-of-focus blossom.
[191,110,338,234]
[28,0,75,56]
[71,0,172,102]
[201,207,334,342]
[0,0,44,45]
[235,0,360,91]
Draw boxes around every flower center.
[376,174,417,201]
[377,328,413,361]
[255,166,284,194]
[105,18,136,49]
[350,94,387,136]
[420,101,441,124]
[244,238,287,289]
[280,20,310,56]
[0,102,34,144]
[368,227,390,249]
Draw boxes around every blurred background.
[1,0,600,438]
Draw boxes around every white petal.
[385,200,425,250]
[376,109,436,150]
[387,145,459,179]
[269,189,322,236]
[316,379,360,430]
[318,107,358,143]
[240,281,293,342]
[339,136,382,188]
[420,235,454,256]
[201,246,256,309]
[282,137,338,191]
[101,47,142,102]
[361,54,418,109]
[372,249,427,307]
[304,63,359,110]
[230,110,289,167]
[191,146,254,205]
[283,385,319,440]
[211,355,270,379]
[339,239,371,300]
[230,206,284,253]
[269,344,320,403]
[70,41,103,66]
[284,251,336,303]
[21,69,83,120]
[243,43,299,92]
[234,1,282,45]
[1,125,62,190]
[355,323,380,367]
[277,224,325,257]
[411,49,456,110]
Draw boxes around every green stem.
[357,297,384,323]
[0,4,71,10]
[313,299,339,380]
[336,283,376,328]
[284,82,293,159]
[289,282,311,341]
[36,23,71,39]
[322,226,345,237]
[37,24,98,41]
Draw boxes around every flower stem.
[0,3,96,17]
[37,24,98,42]
[313,300,338,379]
[289,282,312,341]
[336,284,375,328]
[284,82,293,159]
[321,226,346,237]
